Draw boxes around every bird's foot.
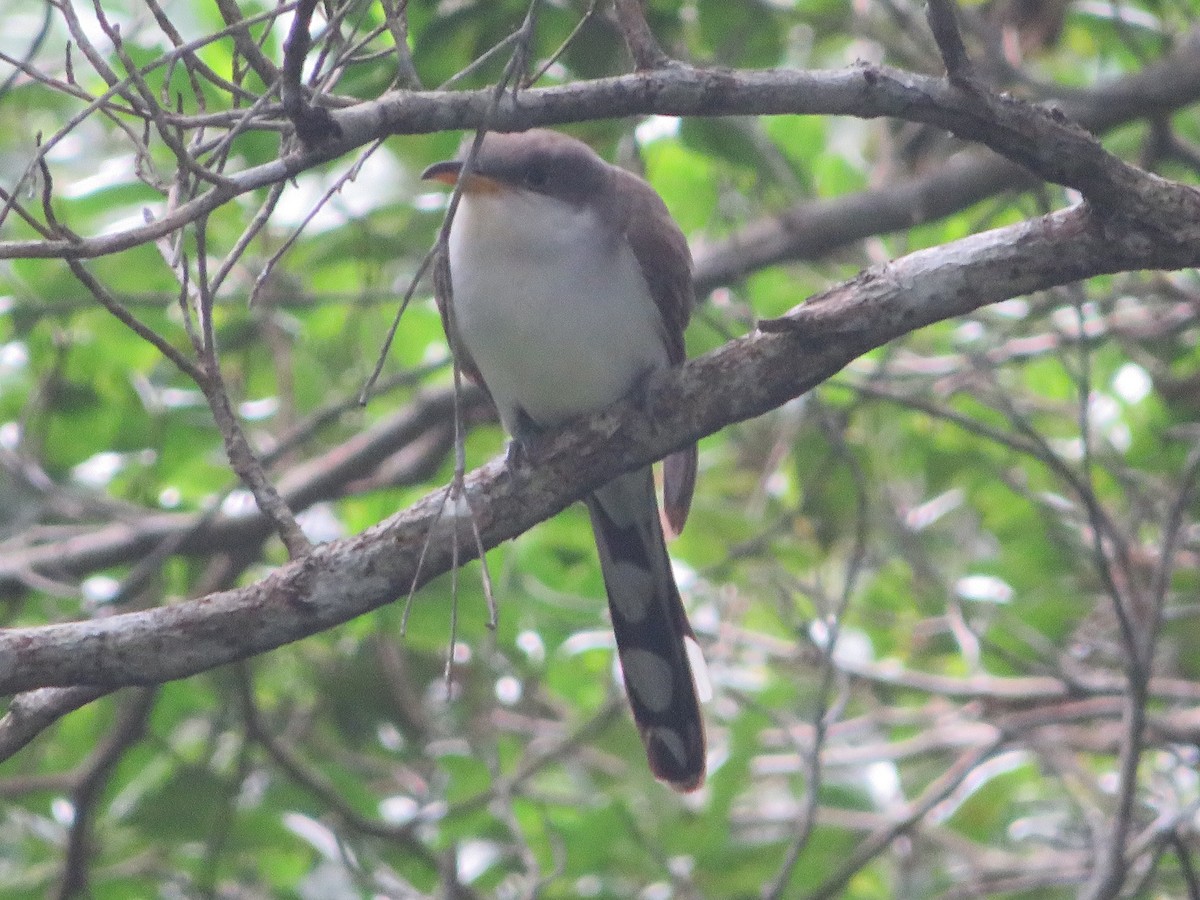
[627,364,668,426]
[505,407,544,470]
[505,437,530,470]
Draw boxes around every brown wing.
[613,167,698,537]
[613,168,693,365]
[432,247,490,394]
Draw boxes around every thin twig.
[925,0,977,86]
[212,0,281,87]
[0,0,53,98]
[210,179,287,300]
[251,138,388,308]
[762,403,870,900]
[280,0,342,146]
[236,665,434,859]
[0,2,299,233]
[358,243,439,401]
[91,5,238,191]
[381,0,423,89]
[55,688,156,900]
[612,0,674,70]
[526,0,600,85]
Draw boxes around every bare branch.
[809,738,1005,899]
[3,202,1199,696]
[612,0,674,70]
[0,0,52,98]
[236,666,434,857]
[0,386,487,594]
[212,0,282,88]
[925,0,977,86]
[281,0,342,146]
[8,31,1200,263]
[55,688,156,899]
[0,687,110,761]
[380,0,423,90]
[527,0,600,86]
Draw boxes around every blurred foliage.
[2,0,1200,897]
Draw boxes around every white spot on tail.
[607,559,652,623]
[648,727,689,769]
[685,636,712,703]
[621,649,674,712]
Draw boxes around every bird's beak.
[421,160,506,194]
[421,160,462,185]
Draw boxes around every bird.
[422,129,706,791]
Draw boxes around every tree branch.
[280,0,342,146]
[8,30,1200,261]
[55,688,156,899]
[2,200,1198,696]
[612,0,674,70]
[926,0,976,86]
[0,386,488,594]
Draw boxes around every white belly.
[448,189,668,434]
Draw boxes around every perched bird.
[422,129,706,790]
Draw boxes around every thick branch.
[694,151,1033,292]
[0,386,487,593]
[2,200,1198,695]
[7,30,1200,261]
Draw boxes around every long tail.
[586,467,706,791]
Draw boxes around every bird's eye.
[524,166,549,189]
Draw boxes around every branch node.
[281,0,343,147]
[925,0,979,90]
[612,0,675,71]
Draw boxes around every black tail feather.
[586,467,706,791]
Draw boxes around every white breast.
[447,189,669,434]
